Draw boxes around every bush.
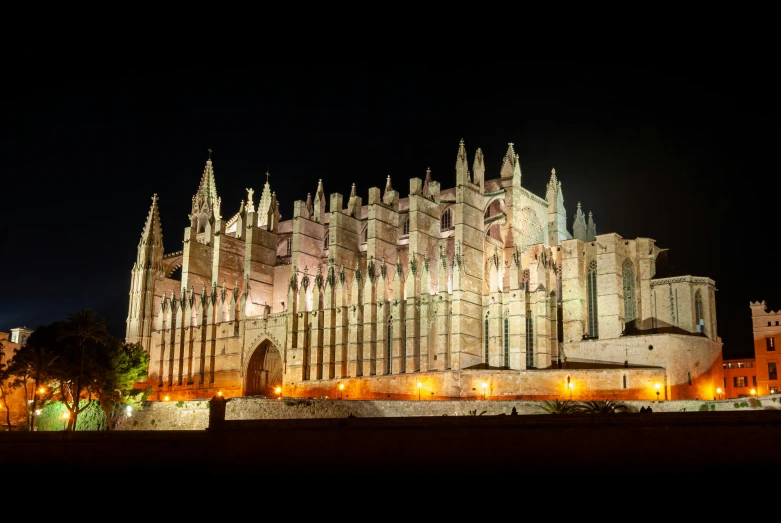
[699,403,711,411]
[748,398,762,408]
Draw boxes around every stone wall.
[113,393,781,431]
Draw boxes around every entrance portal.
[245,340,282,397]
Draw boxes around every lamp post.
[417,382,422,400]
[655,382,661,403]
[751,388,756,397]
[62,411,69,431]
[716,387,722,400]
[338,383,344,400]
[481,382,488,400]
[275,386,282,400]
[568,382,574,400]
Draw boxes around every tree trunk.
[30,375,40,431]
[100,398,113,431]
[0,385,11,429]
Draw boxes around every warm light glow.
[654,383,661,390]
[62,412,69,419]
[38,387,45,394]
[339,384,344,390]
[417,382,422,389]
[275,387,282,394]
[217,391,223,396]
[716,388,722,394]
[35,409,42,415]
[751,389,756,395]
[164,396,170,401]
[568,382,574,390]
[481,382,488,389]
[126,406,132,414]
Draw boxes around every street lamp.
[751,388,756,396]
[481,382,488,400]
[568,381,574,400]
[62,411,69,431]
[275,386,282,400]
[417,382,422,400]
[654,382,661,403]
[338,383,344,400]
[716,387,722,400]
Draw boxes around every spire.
[473,147,485,187]
[194,153,219,214]
[305,192,313,217]
[573,202,588,241]
[257,169,273,227]
[455,138,470,184]
[139,193,164,252]
[500,143,518,179]
[384,175,392,194]
[586,211,597,241]
[313,179,325,223]
[423,167,432,198]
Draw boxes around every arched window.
[503,315,510,367]
[386,317,393,374]
[526,312,534,368]
[402,219,410,236]
[441,208,452,230]
[587,260,598,337]
[286,236,292,257]
[484,311,490,366]
[622,259,636,323]
[695,290,705,334]
[324,233,329,250]
[361,226,368,244]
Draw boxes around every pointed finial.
[266,169,270,183]
[425,167,431,181]
[551,167,556,176]
[152,193,158,205]
[350,183,356,197]
[207,148,213,159]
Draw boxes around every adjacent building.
[750,301,781,395]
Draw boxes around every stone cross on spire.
[207,147,213,159]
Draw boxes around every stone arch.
[243,333,284,397]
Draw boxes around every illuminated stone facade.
[126,141,723,401]
[750,301,781,395]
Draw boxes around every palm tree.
[575,400,630,414]
[536,399,579,414]
[58,309,109,430]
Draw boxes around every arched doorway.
[245,340,282,397]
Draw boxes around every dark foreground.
[3,411,780,489]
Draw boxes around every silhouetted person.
[640,406,647,413]
[646,406,653,413]
[511,406,518,415]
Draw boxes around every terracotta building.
[125,141,724,401]
[750,301,781,395]
[721,357,757,399]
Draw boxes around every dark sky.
[1,60,776,359]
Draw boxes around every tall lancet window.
[695,290,705,334]
[587,260,599,338]
[526,312,534,368]
[622,259,636,324]
[402,218,410,236]
[324,233,329,251]
[441,208,453,230]
[387,317,393,374]
[286,236,292,256]
[503,314,510,367]
[484,311,490,366]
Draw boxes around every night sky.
[2,61,776,359]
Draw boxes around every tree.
[536,399,579,414]
[575,400,630,414]
[6,324,61,430]
[0,340,11,429]
[57,309,109,430]
[91,339,151,430]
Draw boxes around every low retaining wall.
[114,394,781,431]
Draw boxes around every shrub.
[709,404,715,411]
[575,400,630,414]
[748,398,762,408]
[700,403,711,411]
[536,399,578,414]
[175,400,185,408]
[733,403,741,408]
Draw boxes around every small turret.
[473,147,485,191]
[257,170,273,227]
[573,202,588,242]
[455,138,470,185]
[586,211,597,242]
[191,152,220,234]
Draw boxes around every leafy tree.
[536,399,579,414]
[91,339,151,430]
[6,325,60,430]
[56,309,109,430]
[575,400,630,414]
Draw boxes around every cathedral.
[125,140,724,402]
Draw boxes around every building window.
[361,226,368,244]
[723,377,727,389]
[623,375,627,389]
[727,363,734,369]
[402,219,409,236]
[777,321,780,326]
[324,233,329,250]
[587,260,598,337]
[767,337,776,351]
[441,208,452,230]
[734,376,748,388]
[484,312,489,366]
[526,313,534,368]
[769,362,778,381]
[622,259,636,323]
[769,322,772,327]
[503,315,509,367]
[737,362,744,368]
[746,361,754,368]
[688,372,692,386]
[286,236,292,256]
[695,290,705,334]
[386,318,393,375]
[753,375,757,387]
